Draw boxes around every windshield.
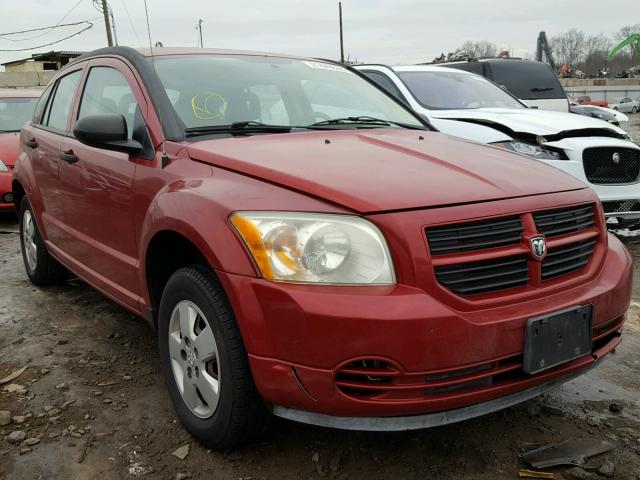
[397,70,525,110]
[0,97,38,131]
[152,55,422,130]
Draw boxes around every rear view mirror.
[74,114,142,154]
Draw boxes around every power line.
[0,20,99,37]
[0,0,86,42]
[119,0,142,46]
[0,22,94,52]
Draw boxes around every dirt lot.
[2,116,640,480]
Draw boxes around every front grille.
[434,255,528,295]
[533,205,595,237]
[542,239,596,280]
[583,147,640,184]
[602,200,640,214]
[426,216,522,255]
[426,204,600,296]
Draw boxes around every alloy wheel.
[168,300,221,418]
[22,209,37,271]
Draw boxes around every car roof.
[357,64,475,74]
[0,89,41,98]
[72,46,315,65]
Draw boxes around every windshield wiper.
[309,116,424,129]
[0,129,20,133]
[185,121,294,136]
[530,87,554,92]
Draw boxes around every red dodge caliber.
[0,90,39,211]
[13,47,632,449]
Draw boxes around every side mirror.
[74,114,143,154]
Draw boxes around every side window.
[78,67,140,139]
[43,70,82,132]
[361,70,406,103]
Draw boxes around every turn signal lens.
[230,212,395,285]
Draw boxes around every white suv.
[356,64,640,224]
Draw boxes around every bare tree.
[550,29,586,67]
[615,24,640,54]
[459,40,497,58]
[581,33,611,75]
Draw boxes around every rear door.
[25,68,83,247]
[60,58,152,309]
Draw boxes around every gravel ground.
[1,120,640,479]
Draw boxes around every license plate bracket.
[523,305,593,375]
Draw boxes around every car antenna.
[143,0,169,169]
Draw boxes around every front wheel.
[158,265,269,449]
[633,106,638,114]
[18,197,67,286]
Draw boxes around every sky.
[0,0,636,69]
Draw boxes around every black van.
[437,58,569,112]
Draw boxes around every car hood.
[0,133,19,167]
[187,130,585,213]
[429,108,628,139]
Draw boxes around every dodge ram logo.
[530,236,546,260]
[612,152,621,164]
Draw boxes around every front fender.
[137,165,348,307]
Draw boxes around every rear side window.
[360,70,406,103]
[33,84,54,124]
[487,61,565,100]
[78,67,140,139]
[445,62,486,76]
[43,70,82,132]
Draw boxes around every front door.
[60,60,150,309]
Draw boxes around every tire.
[18,196,67,286]
[633,106,638,114]
[158,265,270,449]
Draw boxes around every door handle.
[24,139,38,149]
[59,150,78,164]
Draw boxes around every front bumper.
[0,172,14,211]
[218,232,631,425]
[272,359,602,431]
[543,137,640,218]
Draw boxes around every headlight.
[0,160,8,172]
[494,141,564,160]
[230,212,395,284]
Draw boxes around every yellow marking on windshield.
[191,92,228,120]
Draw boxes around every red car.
[13,47,631,449]
[0,90,40,211]
[573,95,609,108]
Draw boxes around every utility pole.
[101,0,114,46]
[338,2,345,63]
[110,8,118,46]
[197,19,204,48]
